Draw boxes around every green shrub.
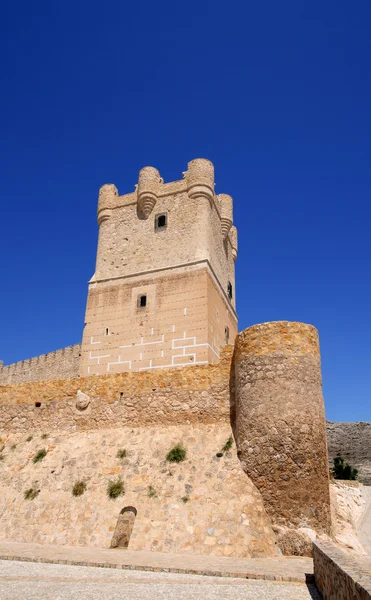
[181,495,190,503]
[26,436,33,442]
[332,455,358,481]
[41,433,48,440]
[107,478,124,499]
[33,448,47,464]
[147,485,157,498]
[216,452,223,458]
[24,488,40,500]
[166,444,186,463]
[222,436,233,452]
[116,449,127,459]
[72,480,87,497]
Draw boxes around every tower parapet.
[185,158,215,205]
[97,184,118,226]
[137,166,162,218]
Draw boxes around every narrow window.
[105,328,109,336]
[138,294,147,308]
[227,282,233,299]
[155,213,167,231]
[225,326,230,344]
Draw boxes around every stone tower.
[80,159,238,376]
[234,321,332,534]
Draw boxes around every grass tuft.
[33,448,47,463]
[222,436,233,453]
[181,495,190,503]
[24,488,40,500]
[166,443,186,463]
[72,480,87,497]
[147,485,157,498]
[116,449,127,459]
[107,478,124,499]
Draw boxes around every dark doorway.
[110,506,137,549]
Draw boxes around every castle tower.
[80,159,238,376]
[234,321,332,534]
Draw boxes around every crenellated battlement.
[0,344,81,385]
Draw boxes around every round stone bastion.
[234,321,331,534]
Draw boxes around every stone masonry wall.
[313,540,371,599]
[327,422,371,485]
[0,345,81,385]
[0,347,233,434]
[0,423,278,557]
[234,322,332,534]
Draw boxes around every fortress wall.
[0,345,81,385]
[0,347,234,434]
[234,321,332,534]
[0,423,278,556]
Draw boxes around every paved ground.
[0,540,313,582]
[0,560,322,600]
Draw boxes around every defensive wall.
[0,345,81,385]
[0,322,332,554]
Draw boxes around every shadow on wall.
[110,506,137,549]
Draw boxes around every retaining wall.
[313,540,371,599]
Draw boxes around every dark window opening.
[138,294,147,308]
[227,282,233,299]
[105,328,109,336]
[225,326,230,344]
[35,402,41,408]
[155,213,167,231]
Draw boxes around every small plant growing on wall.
[332,455,358,481]
[166,444,186,463]
[24,488,40,500]
[216,436,234,458]
[222,436,233,452]
[107,478,125,499]
[116,449,127,459]
[72,480,87,497]
[147,485,157,498]
[33,449,47,464]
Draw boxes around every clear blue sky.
[1,1,370,422]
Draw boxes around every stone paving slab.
[0,540,314,583]
[0,559,322,600]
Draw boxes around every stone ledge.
[0,541,313,583]
[313,540,371,599]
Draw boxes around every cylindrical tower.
[234,321,331,533]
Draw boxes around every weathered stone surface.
[313,540,371,600]
[0,345,81,385]
[234,321,332,534]
[0,424,278,557]
[327,421,371,485]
